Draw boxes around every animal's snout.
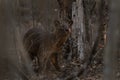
[68,28,71,33]
[64,26,71,33]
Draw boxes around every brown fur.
[23,20,72,73]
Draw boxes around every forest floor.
[80,49,104,80]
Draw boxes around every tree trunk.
[104,0,120,80]
[71,0,85,60]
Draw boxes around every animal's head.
[54,19,73,35]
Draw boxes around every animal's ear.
[69,20,73,26]
[54,20,60,27]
